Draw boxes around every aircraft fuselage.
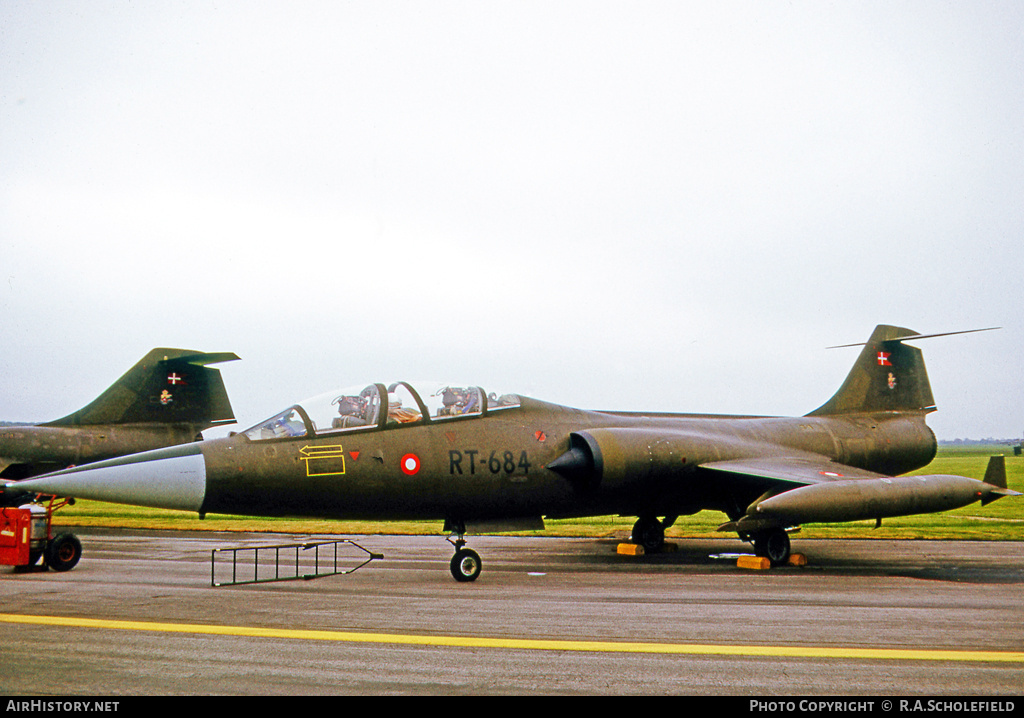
[196,397,936,523]
[1,423,202,480]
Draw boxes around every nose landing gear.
[445,520,481,582]
[450,544,482,582]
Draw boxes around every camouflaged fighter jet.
[16,325,1018,581]
[1,349,238,506]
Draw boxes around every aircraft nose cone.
[546,446,592,477]
[16,443,207,512]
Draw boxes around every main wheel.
[754,529,791,566]
[631,517,665,552]
[45,533,82,572]
[450,547,482,582]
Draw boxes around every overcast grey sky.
[1,1,1021,441]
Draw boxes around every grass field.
[50,446,1024,541]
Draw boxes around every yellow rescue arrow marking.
[299,445,346,477]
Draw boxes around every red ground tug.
[0,497,81,572]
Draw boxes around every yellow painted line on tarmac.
[2,613,1022,663]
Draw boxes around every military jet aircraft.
[1,348,238,506]
[16,325,1017,581]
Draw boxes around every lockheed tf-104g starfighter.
[17,325,1018,581]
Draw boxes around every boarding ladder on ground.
[211,538,383,587]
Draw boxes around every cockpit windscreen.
[242,381,519,440]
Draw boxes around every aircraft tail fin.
[43,349,239,432]
[807,325,934,416]
[807,325,998,417]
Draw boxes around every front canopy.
[242,381,520,440]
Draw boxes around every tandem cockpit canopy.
[242,382,521,441]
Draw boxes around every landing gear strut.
[445,521,481,582]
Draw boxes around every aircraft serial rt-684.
[1,348,238,507]
[16,325,1018,581]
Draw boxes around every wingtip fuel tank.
[745,466,1016,527]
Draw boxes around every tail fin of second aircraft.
[43,349,239,431]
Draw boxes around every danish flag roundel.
[400,453,421,475]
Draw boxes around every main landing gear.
[751,527,792,566]
[631,515,677,552]
[445,521,481,582]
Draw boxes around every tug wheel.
[45,533,82,572]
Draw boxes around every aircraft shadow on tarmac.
[557,537,1024,585]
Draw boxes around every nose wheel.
[450,545,482,582]
[445,522,482,582]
